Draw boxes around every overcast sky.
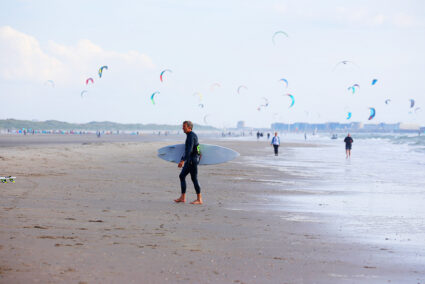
[1,0,424,128]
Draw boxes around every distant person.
[267,133,270,139]
[344,133,354,158]
[304,132,307,141]
[174,121,202,205]
[271,132,281,156]
[257,131,260,139]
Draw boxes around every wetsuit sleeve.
[182,133,194,161]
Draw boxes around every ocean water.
[236,133,425,255]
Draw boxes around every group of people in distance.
[174,120,354,205]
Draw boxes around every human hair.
[183,120,193,130]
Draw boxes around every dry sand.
[0,136,424,283]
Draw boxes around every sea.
[228,132,425,262]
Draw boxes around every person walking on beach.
[271,132,280,156]
[344,133,353,158]
[174,121,203,205]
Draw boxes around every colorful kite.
[347,112,352,120]
[86,78,94,85]
[44,80,55,88]
[279,78,288,88]
[368,107,376,120]
[272,31,289,45]
[237,85,247,94]
[98,66,108,78]
[160,69,172,82]
[151,91,160,105]
[286,94,295,108]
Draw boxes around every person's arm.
[182,133,194,162]
[179,133,195,168]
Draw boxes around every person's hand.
[178,161,184,168]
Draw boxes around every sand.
[0,135,424,283]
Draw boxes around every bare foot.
[190,200,203,205]
[174,198,185,203]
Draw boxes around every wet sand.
[0,136,424,283]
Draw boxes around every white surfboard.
[157,144,239,165]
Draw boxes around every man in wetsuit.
[174,121,203,205]
[344,133,354,158]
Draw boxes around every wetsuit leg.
[189,161,201,194]
[179,163,190,194]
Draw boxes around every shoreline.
[1,138,424,283]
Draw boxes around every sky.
[1,0,425,128]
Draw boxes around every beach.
[1,134,424,283]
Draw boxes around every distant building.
[271,122,423,133]
[236,121,245,129]
[399,123,420,131]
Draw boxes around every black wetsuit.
[344,136,353,150]
[179,131,201,194]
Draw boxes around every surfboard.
[157,144,239,165]
[1,176,16,183]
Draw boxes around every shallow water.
[237,133,425,256]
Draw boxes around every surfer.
[174,121,203,205]
[344,133,353,158]
[271,132,280,156]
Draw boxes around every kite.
[160,69,172,82]
[86,78,94,85]
[415,107,421,113]
[98,66,108,78]
[203,114,211,125]
[198,104,204,108]
[279,78,288,88]
[151,91,160,105]
[286,94,295,108]
[272,31,289,45]
[385,99,391,105]
[44,80,55,88]
[261,97,269,107]
[347,112,352,120]
[371,78,378,85]
[193,92,203,100]
[348,84,360,94]
[410,99,415,108]
[333,60,357,71]
[210,83,221,91]
[80,90,88,97]
[237,85,247,94]
[368,107,376,120]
